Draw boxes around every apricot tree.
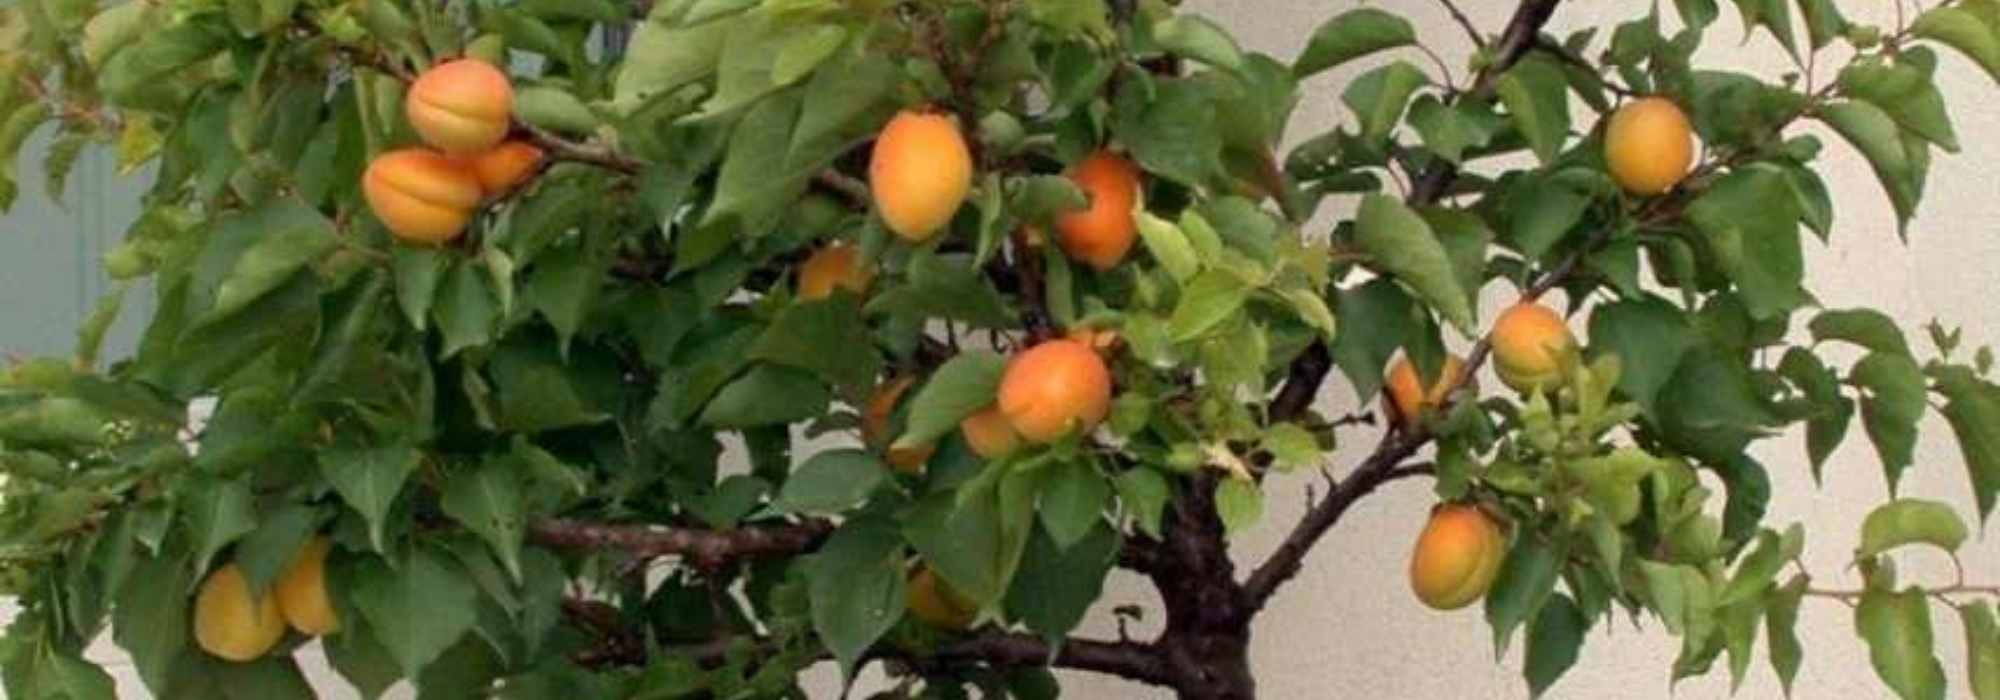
[0,0,1997,699]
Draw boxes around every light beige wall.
[10,2,1997,699]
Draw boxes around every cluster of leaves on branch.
[0,0,1995,698]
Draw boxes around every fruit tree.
[0,0,1998,698]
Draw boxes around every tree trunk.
[1149,473,1258,699]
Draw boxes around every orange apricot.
[1382,353,1467,429]
[466,140,544,196]
[1054,151,1141,270]
[1490,301,1578,396]
[863,377,933,474]
[797,243,875,301]
[1603,97,1694,195]
[193,564,288,662]
[406,59,514,155]
[959,405,1022,459]
[906,566,978,630]
[362,149,484,245]
[997,339,1112,443]
[868,110,973,242]
[1409,503,1507,610]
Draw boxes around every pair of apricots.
[862,334,1112,474]
[193,537,339,662]
[362,59,546,246]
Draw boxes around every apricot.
[1382,353,1467,429]
[863,377,934,474]
[406,59,514,155]
[868,110,973,242]
[997,339,1112,443]
[1055,151,1141,270]
[906,566,978,630]
[797,243,875,301]
[362,149,483,245]
[192,564,288,662]
[959,405,1022,459]
[274,537,339,636]
[1491,301,1578,396]
[1409,503,1506,610]
[1603,97,1694,195]
[467,140,544,196]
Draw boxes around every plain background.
[2,1,1997,698]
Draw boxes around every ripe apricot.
[1054,151,1141,270]
[959,405,1022,459]
[193,564,288,662]
[998,339,1112,443]
[1409,503,1506,610]
[797,243,875,301]
[406,59,514,155]
[362,149,483,245]
[467,140,544,196]
[1603,97,1694,195]
[1491,301,1578,396]
[906,566,977,630]
[863,377,934,474]
[274,537,339,636]
[1382,353,1467,429]
[868,110,973,242]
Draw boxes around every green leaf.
[1293,8,1417,78]
[1354,195,1473,334]
[1684,168,1808,320]
[777,449,888,514]
[1214,477,1263,537]
[1136,211,1201,283]
[1486,533,1565,655]
[770,24,847,87]
[1407,96,1501,164]
[1767,576,1807,697]
[1838,55,1960,152]
[1719,526,1800,606]
[1678,0,1721,28]
[895,351,1006,450]
[1152,15,1244,72]
[1341,61,1429,143]
[392,247,444,332]
[1329,279,1415,402]
[1494,57,1572,165]
[1168,270,1253,341]
[1262,423,1323,471]
[752,297,881,393]
[1524,593,1585,698]
[1797,0,1850,48]
[1040,460,1111,550]
[1852,352,1927,491]
[113,547,190,693]
[1506,175,1591,260]
[318,447,421,553]
[1910,5,2000,84]
[1858,499,1968,558]
[1779,348,1853,480]
[1588,296,1693,414]
[351,548,479,679]
[441,459,527,583]
[614,15,728,110]
[183,478,256,577]
[1811,308,1912,357]
[515,85,600,134]
[806,517,905,679]
[1935,368,2000,522]
[434,260,498,359]
[195,198,338,326]
[1729,0,1801,56]
[489,339,610,433]
[865,255,1018,330]
[1856,587,1948,700]
[525,242,604,354]
[905,474,1034,608]
[699,365,830,428]
[1961,602,2000,700]
[1115,468,1170,539]
[1005,523,1116,648]
[1113,78,1224,188]
[233,504,322,596]
[1819,101,1922,233]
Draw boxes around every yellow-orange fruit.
[906,566,978,630]
[797,243,875,300]
[193,564,288,662]
[406,59,514,155]
[1491,301,1578,395]
[1054,151,1141,270]
[362,149,483,245]
[1382,354,1467,428]
[869,110,973,242]
[998,339,1112,443]
[863,377,934,473]
[1603,97,1694,195]
[274,537,339,636]
[467,140,544,196]
[959,405,1022,459]
[1409,503,1507,610]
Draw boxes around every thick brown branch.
[932,633,1171,686]
[528,517,834,569]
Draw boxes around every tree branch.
[528,517,835,570]
[930,632,1171,686]
[1409,0,1563,203]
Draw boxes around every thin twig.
[1435,0,1488,50]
